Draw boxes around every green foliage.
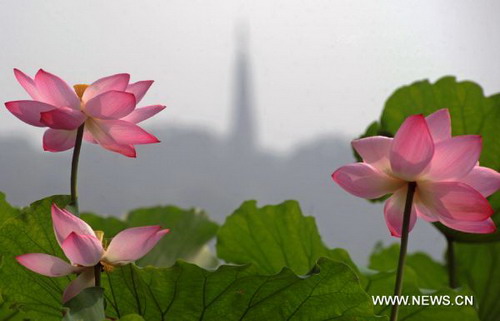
[365,270,479,321]
[103,259,381,320]
[0,193,19,221]
[217,200,334,275]
[62,287,105,321]
[456,242,500,321]
[366,243,480,320]
[119,315,145,321]
[0,194,32,321]
[80,213,128,237]
[0,195,380,320]
[0,293,24,321]
[128,206,219,268]
[82,205,219,268]
[359,76,500,242]
[1,193,498,320]
[369,243,448,289]
[0,195,70,320]
[0,195,219,320]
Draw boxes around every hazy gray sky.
[1,0,499,152]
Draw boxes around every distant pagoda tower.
[229,25,257,153]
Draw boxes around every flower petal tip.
[42,143,54,152]
[121,149,137,158]
[15,254,31,268]
[15,254,32,266]
[435,108,449,114]
[51,203,68,215]
[159,228,170,236]
[117,73,131,79]
[143,132,161,144]
[390,231,401,238]
[473,219,496,234]
[146,225,169,234]
[13,68,23,76]
[42,142,63,152]
[37,68,48,76]
[390,113,435,180]
[465,135,483,148]
[331,169,340,181]
[4,101,14,110]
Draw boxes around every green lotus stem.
[390,181,417,321]
[446,236,458,288]
[69,124,85,215]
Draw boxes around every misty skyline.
[0,37,446,264]
[1,0,500,152]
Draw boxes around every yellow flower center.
[93,230,118,272]
[73,84,89,100]
[101,261,115,272]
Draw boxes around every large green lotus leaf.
[118,315,145,321]
[0,292,28,321]
[0,195,71,320]
[102,258,383,321]
[216,200,361,279]
[456,242,500,321]
[359,76,500,242]
[328,248,365,283]
[0,193,30,321]
[62,287,105,321]
[369,243,448,289]
[81,205,219,268]
[0,193,19,221]
[80,213,129,237]
[365,270,479,321]
[0,195,380,320]
[127,206,219,268]
[366,243,480,320]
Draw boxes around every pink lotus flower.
[332,109,500,236]
[16,204,169,302]
[5,69,166,157]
